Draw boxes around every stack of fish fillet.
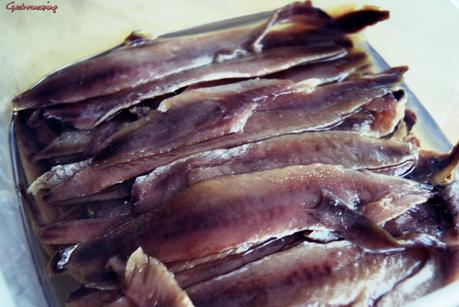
[12,1,459,306]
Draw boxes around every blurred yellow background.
[1,0,458,143]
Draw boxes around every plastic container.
[6,11,458,307]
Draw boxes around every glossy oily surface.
[5,2,459,307]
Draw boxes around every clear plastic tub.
[5,11,458,307]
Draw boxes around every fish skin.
[93,78,297,167]
[186,241,425,307]
[39,216,128,245]
[93,67,407,169]
[12,1,334,111]
[32,130,91,162]
[55,164,430,276]
[132,131,417,214]
[267,51,368,83]
[375,254,445,307]
[12,3,388,115]
[174,233,305,289]
[41,45,346,129]
[174,189,445,290]
[36,68,406,204]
